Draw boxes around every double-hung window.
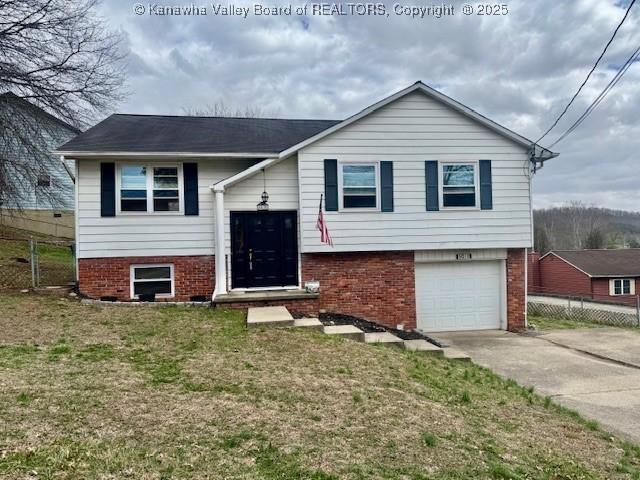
[341,163,378,209]
[119,164,181,213]
[130,264,174,298]
[441,163,477,208]
[611,278,632,296]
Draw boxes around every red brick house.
[529,249,640,306]
[56,82,557,332]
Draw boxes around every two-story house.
[56,82,556,332]
[1,92,80,238]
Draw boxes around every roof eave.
[54,150,278,159]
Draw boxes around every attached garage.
[415,251,507,332]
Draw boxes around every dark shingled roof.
[57,114,341,154]
[550,249,640,277]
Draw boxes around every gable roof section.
[0,92,82,134]
[57,115,340,155]
[543,250,640,277]
[278,81,557,161]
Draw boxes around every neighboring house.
[529,249,640,306]
[56,82,556,332]
[0,92,80,238]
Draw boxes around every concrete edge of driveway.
[538,336,640,371]
[536,328,640,370]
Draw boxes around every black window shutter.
[479,159,493,210]
[425,160,439,211]
[183,162,199,215]
[324,159,338,211]
[100,162,115,217]
[380,161,394,212]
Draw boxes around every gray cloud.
[97,0,640,210]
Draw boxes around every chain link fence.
[0,235,75,290]
[528,295,640,328]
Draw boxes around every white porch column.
[214,188,227,297]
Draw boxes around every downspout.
[212,186,227,301]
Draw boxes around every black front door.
[230,211,298,289]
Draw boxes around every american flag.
[316,195,333,247]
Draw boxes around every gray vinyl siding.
[297,90,533,253]
[0,100,76,211]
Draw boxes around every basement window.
[130,264,174,298]
[611,278,633,296]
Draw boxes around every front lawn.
[1,294,640,479]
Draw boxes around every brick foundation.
[301,251,416,330]
[507,248,526,331]
[78,255,214,302]
[79,248,527,333]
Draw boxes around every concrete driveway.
[436,329,640,444]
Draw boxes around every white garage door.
[415,261,502,332]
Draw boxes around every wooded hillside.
[534,202,640,253]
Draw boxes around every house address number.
[455,252,473,261]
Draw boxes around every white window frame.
[116,163,184,215]
[338,161,380,212]
[130,264,175,299]
[610,278,634,296]
[439,161,480,210]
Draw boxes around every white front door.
[415,261,502,332]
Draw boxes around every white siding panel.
[298,91,532,253]
[76,158,255,258]
[223,156,299,255]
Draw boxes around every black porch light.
[256,169,270,211]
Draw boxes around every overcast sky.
[96,0,640,211]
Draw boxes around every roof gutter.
[54,151,278,159]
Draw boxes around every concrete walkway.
[436,329,640,443]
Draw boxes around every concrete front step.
[292,318,324,331]
[364,332,403,347]
[443,348,471,361]
[402,339,444,355]
[323,325,365,342]
[246,306,294,328]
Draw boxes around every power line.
[549,42,640,148]
[535,0,637,144]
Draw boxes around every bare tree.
[584,227,606,249]
[0,0,126,209]
[181,100,277,118]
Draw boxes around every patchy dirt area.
[1,294,640,479]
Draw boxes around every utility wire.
[535,0,637,144]
[549,42,640,148]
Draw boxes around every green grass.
[528,314,608,331]
[0,226,74,288]
[1,293,640,479]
